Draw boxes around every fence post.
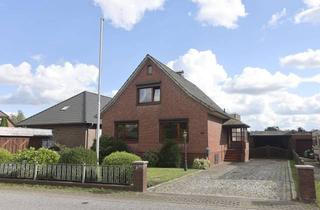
[132,161,148,192]
[295,165,316,202]
[81,164,86,184]
[33,164,38,180]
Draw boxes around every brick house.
[101,55,249,165]
[18,91,111,149]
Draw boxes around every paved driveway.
[149,159,291,201]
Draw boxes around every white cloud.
[294,0,320,24]
[94,0,165,31]
[191,0,247,29]
[31,54,44,62]
[264,8,287,28]
[0,62,98,105]
[168,49,320,130]
[223,67,301,94]
[280,49,320,69]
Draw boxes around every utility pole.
[96,17,104,165]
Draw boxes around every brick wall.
[102,58,224,163]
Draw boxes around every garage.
[249,131,291,159]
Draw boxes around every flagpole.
[96,17,104,165]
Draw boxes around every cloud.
[94,0,165,31]
[191,0,247,29]
[0,62,98,105]
[223,67,301,94]
[264,8,287,28]
[30,54,44,62]
[280,49,320,69]
[294,0,320,24]
[168,49,320,130]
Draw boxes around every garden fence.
[0,163,133,185]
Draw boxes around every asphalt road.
[0,189,235,210]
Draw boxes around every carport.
[249,131,291,159]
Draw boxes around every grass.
[289,160,299,194]
[316,181,320,206]
[147,167,199,187]
[0,182,118,194]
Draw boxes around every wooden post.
[81,164,86,183]
[33,164,38,180]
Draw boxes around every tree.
[10,110,25,124]
[265,126,280,131]
[0,118,8,127]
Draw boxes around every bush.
[0,148,13,163]
[192,158,210,170]
[91,136,129,163]
[59,147,96,165]
[158,139,181,168]
[142,151,159,167]
[13,147,60,164]
[49,143,67,152]
[103,151,141,166]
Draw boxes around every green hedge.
[91,136,129,163]
[59,147,97,165]
[13,147,60,164]
[142,151,159,167]
[0,148,13,163]
[103,151,141,166]
[158,139,181,168]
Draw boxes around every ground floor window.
[159,119,188,143]
[115,121,139,142]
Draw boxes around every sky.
[0,0,320,130]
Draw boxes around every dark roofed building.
[18,91,111,148]
[101,55,250,165]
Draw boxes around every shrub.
[142,151,159,167]
[0,148,13,163]
[192,158,210,170]
[49,143,67,152]
[13,147,60,164]
[103,151,141,166]
[158,139,181,168]
[59,147,96,165]
[91,136,129,163]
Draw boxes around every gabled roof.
[223,118,250,128]
[102,54,230,119]
[18,91,111,126]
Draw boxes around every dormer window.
[137,84,160,104]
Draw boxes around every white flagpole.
[96,17,104,165]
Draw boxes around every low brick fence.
[0,161,148,192]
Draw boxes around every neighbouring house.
[312,130,320,161]
[18,91,111,149]
[0,127,52,153]
[101,54,249,165]
[0,111,15,127]
[249,130,313,158]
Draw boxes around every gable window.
[115,121,138,142]
[138,86,160,104]
[159,120,188,143]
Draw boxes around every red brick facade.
[101,57,233,165]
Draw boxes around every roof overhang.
[0,127,52,137]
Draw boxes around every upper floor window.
[138,86,160,104]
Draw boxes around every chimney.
[176,70,184,77]
[231,113,241,120]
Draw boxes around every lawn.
[147,167,199,187]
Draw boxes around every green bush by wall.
[0,148,13,163]
[13,147,60,164]
[59,147,97,165]
[103,151,141,166]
